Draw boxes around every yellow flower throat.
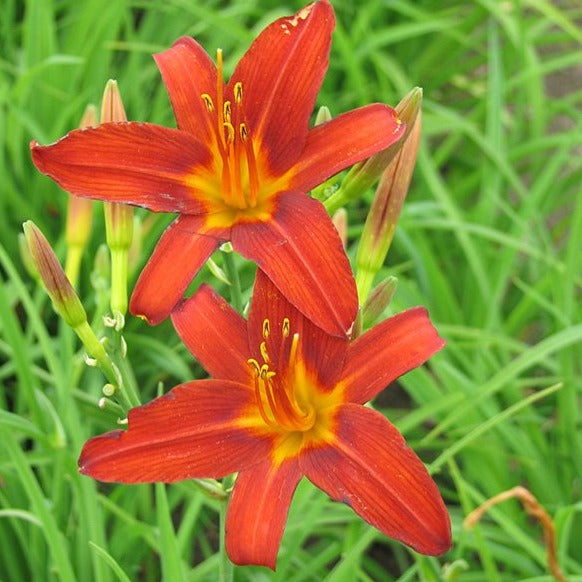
[248,317,317,433]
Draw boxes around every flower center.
[247,317,316,433]
[200,49,260,211]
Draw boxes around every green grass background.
[1,0,581,580]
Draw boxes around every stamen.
[234,82,243,104]
[260,341,270,364]
[201,94,214,112]
[239,123,248,141]
[248,330,316,433]
[262,318,270,339]
[223,122,235,143]
[223,101,231,122]
[247,358,260,374]
[288,333,300,369]
[244,133,260,207]
[253,374,273,426]
[282,318,290,338]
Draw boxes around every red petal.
[231,192,358,338]
[129,215,226,325]
[79,380,271,483]
[228,0,334,174]
[341,307,445,404]
[247,269,348,389]
[31,123,212,213]
[154,37,217,138]
[300,404,451,555]
[171,284,250,384]
[226,458,301,569]
[290,104,405,193]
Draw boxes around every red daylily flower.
[31,0,405,336]
[79,269,451,568]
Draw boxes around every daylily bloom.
[31,0,404,337]
[79,269,451,568]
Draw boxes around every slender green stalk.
[222,249,243,313]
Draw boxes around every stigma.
[248,317,316,432]
[200,49,260,211]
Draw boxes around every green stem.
[222,250,243,313]
[110,249,128,315]
[111,328,141,409]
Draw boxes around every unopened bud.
[127,215,143,276]
[103,383,116,397]
[65,105,97,287]
[332,208,348,248]
[326,88,421,213]
[101,80,133,317]
[314,105,332,126]
[355,91,422,303]
[18,233,39,281]
[23,221,87,328]
[362,277,398,328]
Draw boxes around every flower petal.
[130,215,226,325]
[231,192,358,338]
[228,0,334,174]
[154,36,217,138]
[226,458,301,569]
[171,284,250,384]
[247,269,348,389]
[340,307,445,404]
[31,123,212,213]
[300,404,451,556]
[79,380,271,483]
[290,104,405,193]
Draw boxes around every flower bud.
[65,105,97,287]
[309,106,343,203]
[355,90,422,303]
[314,105,332,126]
[332,208,348,249]
[23,220,87,328]
[18,232,39,281]
[101,80,134,317]
[325,88,421,214]
[361,276,398,329]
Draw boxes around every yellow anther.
[282,317,290,337]
[260,341,270,364]
[239,123,248,141]
[234,82,243,104]
[201,94,214,112]
[262,318,270,339]
[247,358,261,374]
[223,101,231,122]
[223,122,235,143]
[288,333,300,367]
